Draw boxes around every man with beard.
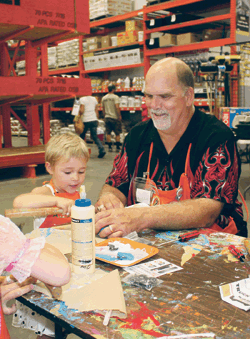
[95,57,247,238]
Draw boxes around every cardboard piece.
[61,269,127,317]
[28,228,127,318]
[34,269,127,319]
[26,228,72,255]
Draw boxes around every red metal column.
[40,43,50,144]
[25,41,41,146]
[0,43,12,147]
[143,7,150,77]
[26,104,40,146]
[230,46,238,107]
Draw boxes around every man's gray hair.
[176,61,195,90]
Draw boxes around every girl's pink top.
[0,215,45,283]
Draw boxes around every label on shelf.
[171,15,176,23]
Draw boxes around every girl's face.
[46,157,87,194]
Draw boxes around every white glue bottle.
[71,198,95,274]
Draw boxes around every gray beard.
[150,110,171,131]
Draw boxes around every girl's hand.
[1,282,34,315]
[55,197,75,215]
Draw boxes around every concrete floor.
[2,139,250,338]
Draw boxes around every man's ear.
[45,162,54,175]
[185,87,194,107]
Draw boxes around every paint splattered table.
[18,229,250,338]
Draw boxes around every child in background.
[13,132,90,229]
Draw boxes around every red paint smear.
[121,301,163,337]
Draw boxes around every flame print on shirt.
[191,143,238,204]
[106,147,129,187]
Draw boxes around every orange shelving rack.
[0,0,91,176]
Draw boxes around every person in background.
[95,57,247,239]
[0,215,70,339]
[102,84,122,152]
[79,95,106,159]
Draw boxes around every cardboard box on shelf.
[202,29,224,41]
[126,20,143,32]
[117,31,138,45]
[88,43,102,51]
[86,36,101,45]
[159,34,177,47]
[220,107,250,128]
[101,36,111,48]
[177,33,201,45]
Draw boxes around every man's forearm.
[140,198,224,232]
[98,184,127,206]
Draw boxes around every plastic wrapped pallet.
[89,0,131,20]
[56,39,79,68]
[48,46,57,69]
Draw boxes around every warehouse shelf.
[0,0,89,43]
[143,0,230,15]
[0,0,91,176]
[82,41,144,55]
[144,38,233,56]
[92,87,143,93]
[89,9,144,28]
[49,66,81,75]
[194,100,215,107]
[145,14,230,35]
[81,63,144,74]
[98,106,142,111]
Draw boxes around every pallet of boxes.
[89,0,132,20]
[83,19,143,71]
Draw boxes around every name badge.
[136,188,151,205]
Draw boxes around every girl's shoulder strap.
[42,180,55,196]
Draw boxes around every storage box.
[117,31,138,45]
[86,36,101,45]
[177,33,201,45]
[101,35,111,48]
[126,20,143,31]
[202,29,224,41]
[88,43,101,50]
[159,34,176,47]
[220,107,250,128]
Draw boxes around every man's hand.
[1,282,34,315]
[95,193,124,213]
[95,207,147,238]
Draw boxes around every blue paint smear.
[29,296,83,322]
[96,254,117,261]
[117,252,134,260]
[45,228,53,237]
[97,252,134,261]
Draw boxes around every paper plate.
[95,237,159,267]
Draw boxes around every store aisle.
[2,143,250,339]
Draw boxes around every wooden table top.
[18,229,250,339]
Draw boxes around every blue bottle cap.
[75,199,91,207]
